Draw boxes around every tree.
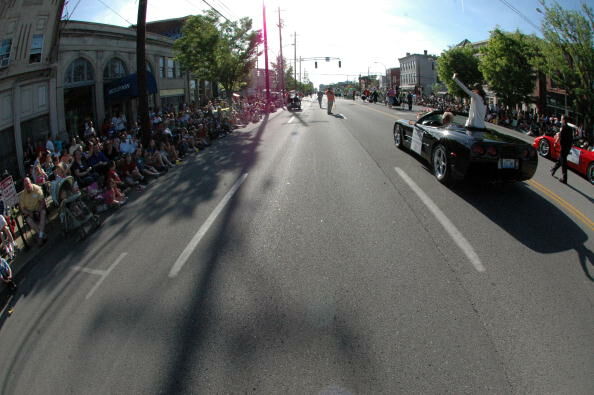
[479,28,538,109]
[175,10,262,95]
[537,0,594,139]
[270,56,313,94]
[436,46,482,98]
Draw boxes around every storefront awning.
[105,72,157,101]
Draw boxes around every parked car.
[534,130,594,184]
[393,110,538,185]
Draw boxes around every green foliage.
[537,0,593,133]
[174,10,262,95]
[479,28,537,108]
[270,56,313,94]
[436,46,482,98]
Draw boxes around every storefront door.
[64,85,95,138]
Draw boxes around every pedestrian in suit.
[407,93,413,111]
[551,115,574,184]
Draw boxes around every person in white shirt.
[45,135,56,158]
[112,111,127,132]
[84,121,96,138]
[452,73,487,129]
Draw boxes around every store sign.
[0,176,18,208]
[105,72,157,101]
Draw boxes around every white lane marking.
[169,173,249,278]
[394,168,485,272]
[71,266,105,276]
[288,116,295,124]
[72,252,128,299]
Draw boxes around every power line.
[63,0,83,21]
[201,0,230,22]
[96,0,135,26]
[211,0,237,20]
[497,0,541,32]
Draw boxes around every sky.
[65,0,586,87]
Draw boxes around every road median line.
[527,180,594,231]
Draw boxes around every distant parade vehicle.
[287,92,302,112]
[533,127,594,184]
[393,110,538,185]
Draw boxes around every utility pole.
[136,0,150,146]
[278,7,285,104]
[299,56,302,85]
[294,32,297,92]
[263,3,270,106]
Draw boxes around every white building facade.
[398,50,437,96]
[0,0,65,178]
[57,21,190,140]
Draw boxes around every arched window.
[64,58,94,87]
[103,58,127,80]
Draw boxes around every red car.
[533,130,594,184]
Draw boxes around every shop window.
[167,58,174,78]
[0,38,11,67]
[159,57,165,78]
[103,58,127,80]
[64,58,94,87]
[29,34,43,64]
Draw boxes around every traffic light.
[315,61,318,68]
[338,60,341,68]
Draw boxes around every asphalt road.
[0,97,592,394]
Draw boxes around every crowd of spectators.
[9,95,279,251]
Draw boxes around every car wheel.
[432,144,452,185]
[393,124,404,149]
[587,162,594,185]
[538,139,550,158]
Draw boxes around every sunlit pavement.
[0,98,592,394]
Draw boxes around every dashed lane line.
[169,173,249,278]
[395,167,486,272]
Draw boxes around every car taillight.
[521,149,530,159]
[472,144,485,155]
[486,146,498,156]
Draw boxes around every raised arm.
[452,73,472,96]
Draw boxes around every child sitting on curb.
[0,257,17,294]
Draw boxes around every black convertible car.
[393,110,538,185]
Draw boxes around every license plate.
[498,159,518,169]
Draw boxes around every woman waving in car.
[452,73,487,130]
